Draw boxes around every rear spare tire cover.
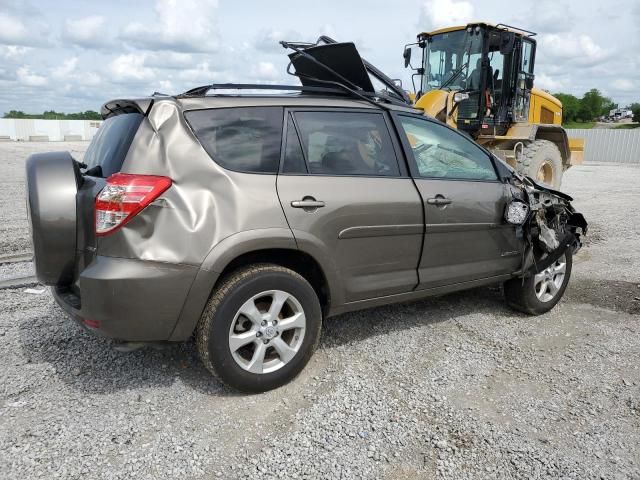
[25,152,79,286]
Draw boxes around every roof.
[419,22,535,38]
[102,93,421,119]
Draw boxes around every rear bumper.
[53,255,199,341]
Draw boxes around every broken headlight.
[505,200,530,225]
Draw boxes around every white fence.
[568,129,640,164]
[0,119,102,142]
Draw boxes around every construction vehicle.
[403,23,584,188]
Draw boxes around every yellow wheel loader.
[403,23,584,188]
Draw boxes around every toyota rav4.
[25,41,586,392]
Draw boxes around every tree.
[631,103,640,123]
[554,93,580,123]
[580,88,607,121]
[3,110,102,120]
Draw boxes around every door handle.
[291,198,325,209]
[426,196,452,206]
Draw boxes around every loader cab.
[405,23,536,137]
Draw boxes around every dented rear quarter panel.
[96,98,346,340]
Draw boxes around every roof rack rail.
[179,83,350,97]
[495,23,537,37]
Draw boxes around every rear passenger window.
[185,107,283,173]
[293,111,399,176]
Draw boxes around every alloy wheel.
[228,290,306,374]
[533,254,567,303]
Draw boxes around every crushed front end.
[505,175,588,278]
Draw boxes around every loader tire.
[518,139,563,189]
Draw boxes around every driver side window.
[398,116,497,181]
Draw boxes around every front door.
[277,109,424,303]
[393,113,523,289]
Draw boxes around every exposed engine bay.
[504,173,588,278]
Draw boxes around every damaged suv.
[25,40,586,392]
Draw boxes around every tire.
[517,139,563,189]
[504,250,572,315]
[196,264,322,393]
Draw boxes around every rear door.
[393,113,522,290]
[277,108,423,303]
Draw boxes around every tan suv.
[25,41,586,392]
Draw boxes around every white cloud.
[177,61,220,83]
[145,52,195,70]
[62,16,110,48]
[253,29,300,53]
[52,57,78,78]
[76,72,102,87]
[16,66,47,86]
[0,13,29,45]
[535,73,564,92]
[538,33,609,67]
[0,45,30,60]
[419,0,475,31]
[253,61,279,80]
[109,53,154,82]
[612,79,635,92]
[121,0,219,52]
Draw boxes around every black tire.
[517,139,563,189]
[504,250,573,315]
[196,264,322,393]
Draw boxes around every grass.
[612,123,640,129]
[563,121,595,129]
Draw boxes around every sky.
[0,0,638,114]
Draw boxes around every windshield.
[423,29,483,92]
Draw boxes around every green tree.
[554,93,580,123]
[579,89,607,121]
[3,110,102,120]
[630,103,640,123]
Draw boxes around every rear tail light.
[95,173,172,236]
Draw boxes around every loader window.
[424,29,483,92]
[398,116,497,181]
[521,40,534,74]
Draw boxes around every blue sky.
[0,0,638,114]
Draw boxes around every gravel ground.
[0,142,638,479]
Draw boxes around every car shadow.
[18,285,512,396]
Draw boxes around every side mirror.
[525,76,534,90]
[403,47,412,68]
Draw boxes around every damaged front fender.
[505,175,588,278]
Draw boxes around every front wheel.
[196,264,322,393]
[504,251,572,315]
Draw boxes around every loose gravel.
[0,142,638,479]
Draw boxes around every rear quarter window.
[83,113,143,177]
[185,107,284,174]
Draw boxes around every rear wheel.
[518,139,563,189]
[196,264,322,393]
[504,251,572,315]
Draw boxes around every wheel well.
[216,249,330,315]
[534,127,570,164]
